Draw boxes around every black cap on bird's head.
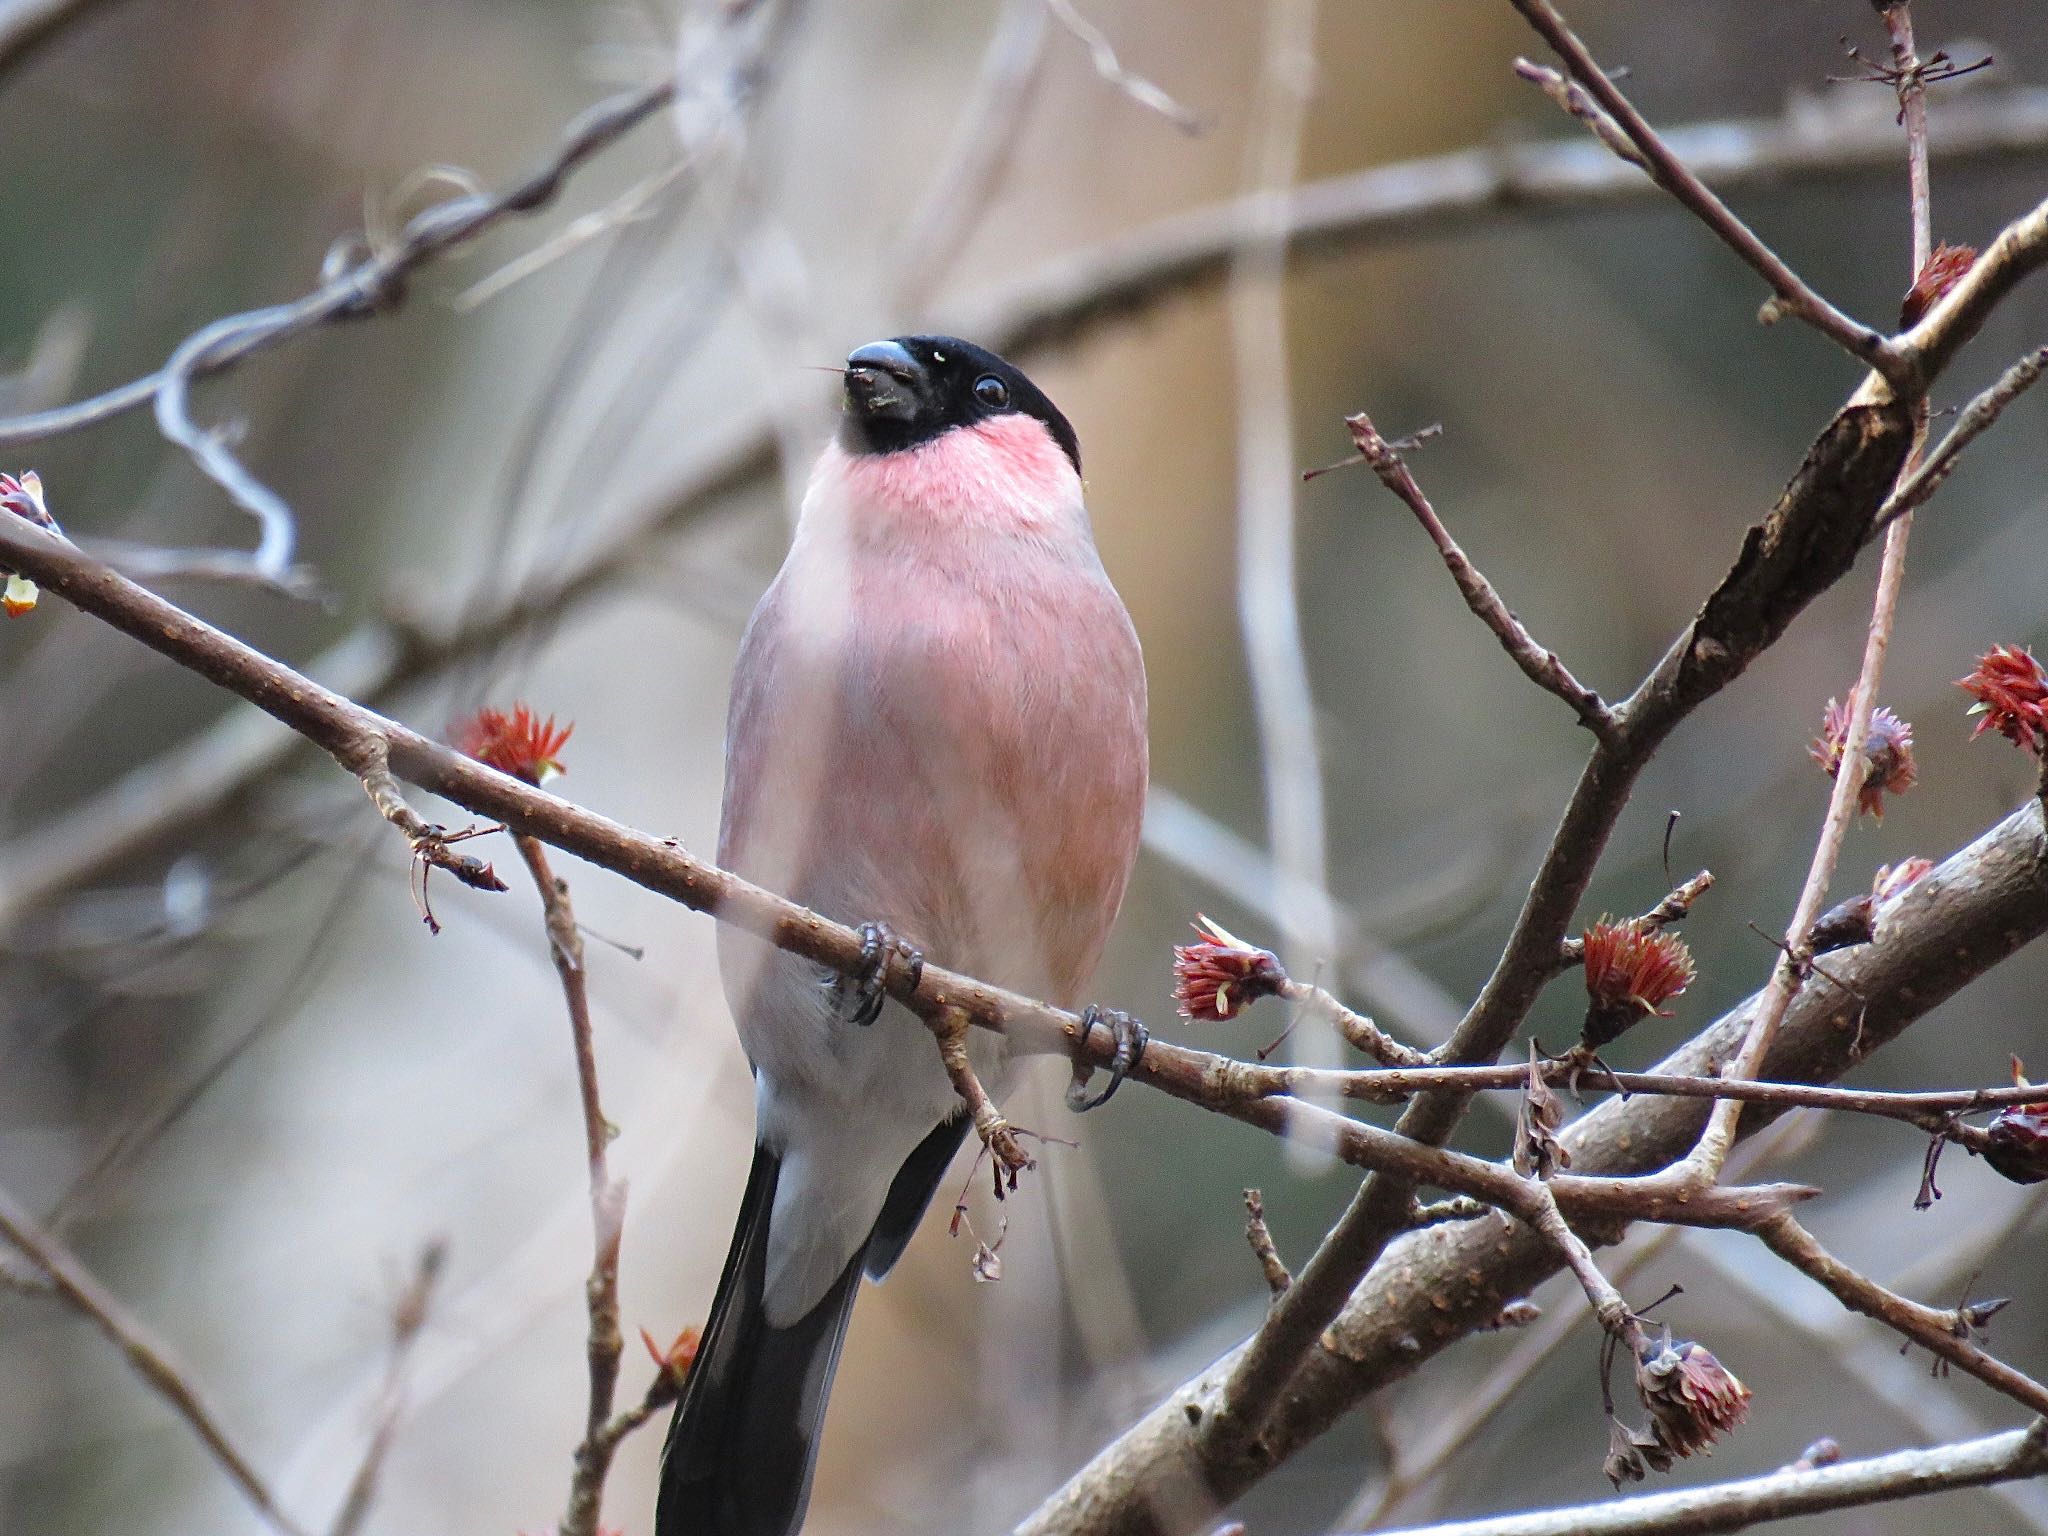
[839,335,1080,472]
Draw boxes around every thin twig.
[1041,0,1204,133]
[1886,2,1935,277]
[890,0,1052,314]
[1756,1212,2048,1416]
[1279,976,1429,1067]
[1017,798,2048,1533]
[1341,411,1614,737]
[0,75,679,453]
[508,835,632,1536]
[1230,0,1335,979]
[325,1241,444,1536]
[348,743,508,934]
[1354,1121,1809,1530]
[1507,0,1898,379]
[935,1007,1037,1191]
[1243,1190,1293,1295]
[0,1179,314,1536]
[1873,344,2048,534]
[1683,0,1936,1183]
[1517,1182,1642,1348]
[1360,1421,2048,1536]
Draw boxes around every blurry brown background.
[4,2,2048,1533]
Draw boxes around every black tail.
[657,1121,969,1536]
[657,1146,863,1536]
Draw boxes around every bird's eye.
[972,374,1010,408]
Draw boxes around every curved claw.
[1066,1004,1148,1112]
[835,921,923,1027]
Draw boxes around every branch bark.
[0,502,1825,1246]
[1362,1421,2048,1536]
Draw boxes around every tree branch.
[1015,800,2048,1534]
[1506,0,1897,378]
[1682,0,1938,1185]
[1874,343,2048,536]
[503,835,639,1536]
[0,73,678,451]
[12,88,2048,927]
[0,1178,313,1536]
[324,1241,442,1536]
[0,519,1824,1236]
[1335,411,1612,736]
[1754,1212,2048,1416]
[1361,1421,2048,1536]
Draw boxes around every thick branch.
[1016,800,2048,1534]
[0,521,1822,1242]
[1364,1422,2048,1536]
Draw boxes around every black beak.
[844,340,924,422]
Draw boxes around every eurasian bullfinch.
[657,337,1148,1536]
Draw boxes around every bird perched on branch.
[657,336,1149,1536]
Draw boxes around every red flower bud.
[640,1323,702,1382]
[1809,696,1917,819]
[458,704,573,785]
[0,471,56,617]
[1171,915,1286,1022]
[1900,242,1977,329]
[1958,645,2048,753]
[1580,917,1695,1047]
[1983,1057,2048,1187]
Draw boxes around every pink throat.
[821,414,1081,536]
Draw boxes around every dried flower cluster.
[0,471,58,617]
[1958,644,2048,753]
[1809,696,1918,818]
[1172,915,1287,1022]
[1607,1334,1751,1484]
[1579,917,1695,1048]
[1636,1336,1751,1456]
[1982,1058,2048,1187]
[1899,241,1978,328]
[1513,1040,1570,1179]
[459,704,574,785]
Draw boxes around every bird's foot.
[1066,1004,1148,1112]
[832,921,923,1027]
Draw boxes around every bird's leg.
[934,1008,1038,1192]
[831,921,924,1027]
[1066,1004,1148,1112]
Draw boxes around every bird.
[656,335,1149,1536]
